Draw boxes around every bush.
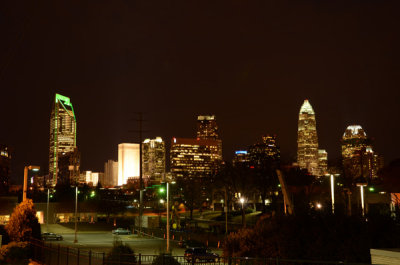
[5,199,41,242]
[106,240,136,264]
[152,254,180,265]
[224,214,371,263]
[0,241,29,265]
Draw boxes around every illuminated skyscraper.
[197,115,219,140]
[49,94,77,185]
[143,137,166,182]
[118,143,140,186]
[297,99,320,176]
[318,149,328,175]
[170,137,222,178]
[341,125,383,181]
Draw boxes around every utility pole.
[130,112,147,236]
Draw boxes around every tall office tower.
[143,137,166,182]
[248,135,280,167]
[0,145,11,193]
[197,115,219,140]
[170,137,222,178]
[318,149,328,175]
[104,160,118,187]
[57,147,80,184]
[297,99,320,176]
[341,125,383,181]
[118,143,140,186]
[49,94,77,185]
[197,115,223,159]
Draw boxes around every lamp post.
[74,186,78,243]
[325,174,340,214]
[240,197,245,228]
[23,165,40,202]
[46,189,50,232]
[356,177,368,217]
[166,182,170,253]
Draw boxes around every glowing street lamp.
[239,197,245,228]
[23,165,40,201]
[325,174,340,214]
[356,177,368,217]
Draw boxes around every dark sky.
[1,0,399,184]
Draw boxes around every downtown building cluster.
[0,94,385,193]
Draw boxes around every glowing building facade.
[341,125,383,181]
[233,151,250,165]
[118,143,140,186]
[104,160,118,187]
[297,100,320,176]
[197,115,219,140]
[318,149,328,175]
[143,137,166,182]
[49,94,77,185]
[170,137,222,178]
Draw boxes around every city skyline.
[1,1,399,183]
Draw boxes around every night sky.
[1,0,399,184]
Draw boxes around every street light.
[159,181,175,253]
[23,165,40,201]
[325,174,340,214]
[356,178,368,217]
[239,197,245,228]
[74,186,78,243]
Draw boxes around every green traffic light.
[159,187,165,194]
[369,187,375,192]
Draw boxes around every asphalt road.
[53,232,222,256]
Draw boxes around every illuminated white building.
[80,171,99,186]
[297,99,320,176]
[118,143,140,186]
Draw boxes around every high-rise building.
[318,149,328,175]
[297,99,320,176]
[143,137,166,182]
[49,94,77,185]
[0,145,11,193]
[57,147,80,184]
[248,135,280,167]
[341,125,383,181]
[170,137,222,178]
[104,160,118,187]
[197,115,219,140]
[118,143,140,186]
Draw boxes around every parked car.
[42,232,63,241]
[184,247,219,262]
[178,240,206,248]
[112,228,132,235]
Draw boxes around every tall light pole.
[325,174,339,214]
[166,182,170,253]
[46,189,50,232]
[330,174,335,214]
[23,165,40,202]
[74,186,78,243]
[240,197,245,228]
